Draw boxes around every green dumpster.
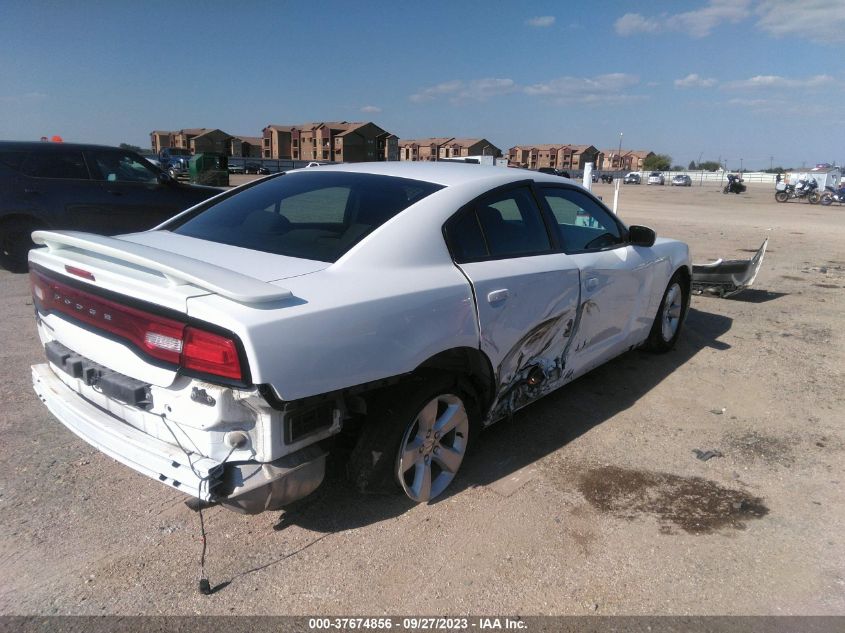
[189,153,229,187]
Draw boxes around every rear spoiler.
[31,230,293,304]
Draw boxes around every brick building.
[508,144,599,171]
[262,121,398,162]
[597,149,655,171]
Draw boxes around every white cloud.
[0,92,47,103]
[360,105,381,113]
[526,16,555,28]
[409,78,517,104]
[674,73,717,88]
[756,0,845,44]
[723,74,835,90]
[615,13,660,36]
[616,0,750,38]
[524,73,642,104]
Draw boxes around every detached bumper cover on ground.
[692,238,768,297]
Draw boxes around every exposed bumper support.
[32,363,221,500]
[32,362,326,512]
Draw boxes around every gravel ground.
[0,180,843,615]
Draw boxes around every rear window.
[169,171,443,263]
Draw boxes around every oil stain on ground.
[578,466,768,534]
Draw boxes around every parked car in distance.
[671,174,692,187]
[30,162,692,513]
[537,167,570,178]
[624,172,641,184]
[244,162,271,175]
[228,164,245,174]
[648,172,665,185]
[0,141,221,272]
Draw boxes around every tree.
[643,153,671,171]
[119,142,144,153]
[688,160,697,170]
[671,164,684,171]
[698,160,721,172]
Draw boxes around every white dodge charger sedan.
[29,162,691,513]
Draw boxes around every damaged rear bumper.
[32,363,326,511]
[692,238,768,297]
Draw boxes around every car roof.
[295,161,571,188]
[0,141,131,152]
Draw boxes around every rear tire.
[0,218,40,273]
[347,373,479,502]
[645,272,689,353]
[808,192,821,204]
[820,193,833,206]
[775,191,789,203]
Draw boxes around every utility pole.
[770,155,774,171]
[740,157,743,173]
[698,151,704,186]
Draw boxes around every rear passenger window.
[21,151,89,180]
[542,188,622,252]
[445,187,552,262]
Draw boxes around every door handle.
[487,289,509,304]
[23,188,40,194]
[585,277,599,291]
[106,190,123,196]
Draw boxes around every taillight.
[181,327,242,380]
[31,269,244,383]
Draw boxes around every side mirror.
[628,225,656,247]
[158,171,173,184]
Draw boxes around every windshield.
[169,171,443,263]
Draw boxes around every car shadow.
[717,289,788,303]
[265,306,733,537]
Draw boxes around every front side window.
[541,187,623,252]
[169,172,442,263]
[21,151,89,180]
[445,186,552,262]
[90,151,159,183]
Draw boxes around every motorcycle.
[775,178,820,203]
[820,185,845,206]
[723,173,746,194]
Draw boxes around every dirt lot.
[0,180,843,615]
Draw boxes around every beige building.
[230,136,263,158]
[440,138,500,159]
[399,138,454,161]
[508,144,599,171]
[262,121,398,162]
[597,149,655,171]
[150,128,234,155]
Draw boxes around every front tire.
[347,374,478,502]
[820,193,833,206]
[808,192,821,204]
[775,191,789,203]
[645,272,689,353]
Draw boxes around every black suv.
[0,141,221,271]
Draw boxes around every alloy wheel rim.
[396,394,468,502]
[661,283,683,342]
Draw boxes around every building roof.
[178,128,208,136]
[399,137,454,147]
[192,129,233,140]
[447,138,489,148]
[235,136,263,145]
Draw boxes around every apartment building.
[508,144,600,171]
[440,138,501,159]
[399,138,454,161]
[597,149,655,171]
[261,121,398,162]
[149,128,234,155]
[230,136,263,158]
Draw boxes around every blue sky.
[1,0,843,169]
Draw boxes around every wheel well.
[414,347,496,415]
[675,265,691,292]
